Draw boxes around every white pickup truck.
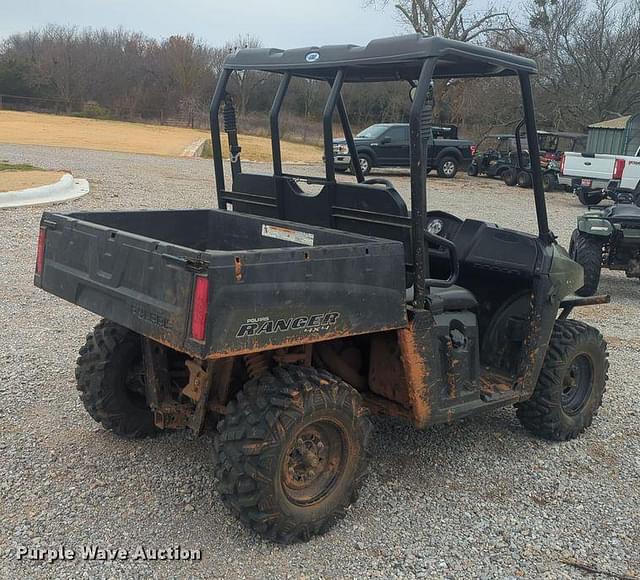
[559,147,640,205]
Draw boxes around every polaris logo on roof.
[305,51,320,63]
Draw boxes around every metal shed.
[586,114,640,156]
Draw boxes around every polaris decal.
[236,312,340,338]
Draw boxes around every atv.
[35,34,610,544]
[570,190,640,295]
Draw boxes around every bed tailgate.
[34,213,200,353]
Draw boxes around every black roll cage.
[210,50,551,309]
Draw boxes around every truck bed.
[35,209,408,358]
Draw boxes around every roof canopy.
[223,34,537,82]
[588,116,632,130]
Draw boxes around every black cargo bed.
[36,209,408,358]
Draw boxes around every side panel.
[205,242,408,357]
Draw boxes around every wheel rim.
[443,160,455,176]
[561,354,594,415]
[359,158,369,172]
[282,420,347,506]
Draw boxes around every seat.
[606,203,640,220]
[406,284,478,312]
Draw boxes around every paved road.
[1,144,638,579]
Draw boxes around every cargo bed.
[35,209,408,358]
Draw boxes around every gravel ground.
[1,144,639,580]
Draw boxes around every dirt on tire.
[75,319,158,438]
[516,319,608,441]
[214,365,372,543]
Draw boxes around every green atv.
[570,192,640,295]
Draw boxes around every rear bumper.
[559,175,609,191]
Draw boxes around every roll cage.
[209,34,550,308]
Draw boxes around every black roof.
[223,34,537,82]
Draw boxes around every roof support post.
[210,68,232,208]
[336,94,365,183]
[323,70,345,182]
[519,72,552,242]
[270,72,291,176]
[409,58,436,309]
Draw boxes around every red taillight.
[470,144,477,156]
[613,158,626,180]
[36,227,46,275]
[190,275,209,341]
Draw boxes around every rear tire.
[76,320,158,438]
[214,366,371,543]
[502,168,517,186]
[569,230,603,296]
[517,170,532,188]
[577,189,604,206]
[437,156,458,178]
[467,163,479,177]
[516,320,608,441]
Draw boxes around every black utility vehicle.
[570,191,640,295]
[333,122,472,177]
[467,133,519,185]
[35,34,610,544]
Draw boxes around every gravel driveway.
[1,144,639,579]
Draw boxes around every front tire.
[569,230,603,296]
[76,320,158,438]
[542,172,557,191]
[437,156,458,178]
[214,366,371,543]
[358,154,372,176]
[467,163,479,177]
[516,320,608,441]
[502,168,517,186]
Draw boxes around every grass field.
[0,161,64,192]
[0,110,322,163]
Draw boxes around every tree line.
[0,0,638,143]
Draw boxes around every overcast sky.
[0,0,405,48]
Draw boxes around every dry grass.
[0,170,65,193]
[0,110,322,162]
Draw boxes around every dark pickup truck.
[333,123,473,177]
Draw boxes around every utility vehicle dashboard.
[424,210,540,278]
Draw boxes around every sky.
[0,0,405,48]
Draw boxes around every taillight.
[560,154,565,175]
[36,227,46,275]
[470,144,477,156]
[190,275,209,341]
[613,158,626,180]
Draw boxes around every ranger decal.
[236,312,340,338]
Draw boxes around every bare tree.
[223,34,265,115]
[527,0,640,129]
[366,0,519,41]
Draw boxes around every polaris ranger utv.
[35,35,610,543]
